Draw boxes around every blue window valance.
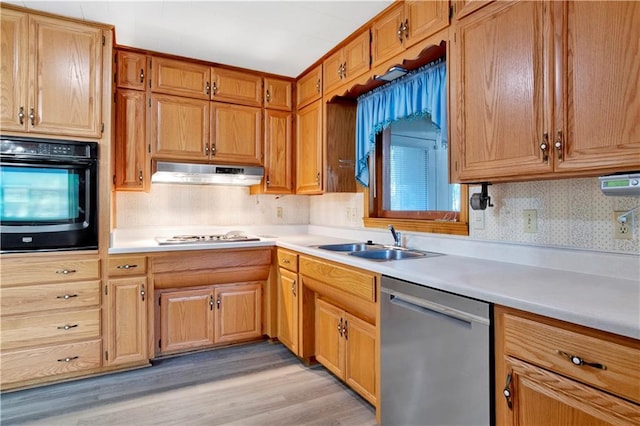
[355,61,447,186]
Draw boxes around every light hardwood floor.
[1,341,376,425]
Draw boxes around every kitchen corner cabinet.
[0,255,102,389]
[264,78,292,111]
[296,65,322,109]
[114,89,149,191]
[211,67,263,107]
[276,249,299,355]
[323,30,370,95]
[495,306,640,426]
[210,102,262,165]
[106,255,149,367]
[371,1,449,68]
[452,1,640,183]
[296,100,323,194]
[0,7,104,137]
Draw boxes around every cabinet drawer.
[1,258,100,286]
[1,308,101,350]
[0,280,100,316]
[108,255,147,276]
[277,249,298,272]
[299,256,376,302]
[0,339,102,385]
[503,312,640,404]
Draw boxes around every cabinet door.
[404,0,449,49]
[115,89,148,191]
[210,102,262,165]
[315,299,345,379]
[106,277,148,366]
[296,100,323,194]
[502,356,639,426]
[371,3,405,67]
[553,1,640,173]
[296,65,322,109]
[345,313,377,406]
[263,110,293,194]
[0,8,28,132]
[116,51,147,90]
[159,289,214,354]
[264,78,292,111]
[214,283,262,344]
[150,93,210,160]
[342,31,370,85]
[150,56,210,100]
[323,49,345,95]
[454,1,552,182]
[277,268,298,354]
[29,15,103,137]
[211,67,262,107]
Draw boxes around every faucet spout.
[388,224,402,247]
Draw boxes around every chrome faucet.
[388,225,402,247]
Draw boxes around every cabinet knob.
[56,269,77,275]
[556,350,606,370]
[216,295,221,309]
[540,132,549,163]
[397,23,404,42]
[117,263,138,269]
[337,317,343,336]
[138,170,143,182]
[403,19,409,38]
[212,82,218,96]
[29,108,35,126]
[140,284,146,302]
[315,172,320,183]
[18,106,24,125]
[140,68,145,83]
[57,324,79,330]
[57,356,79,363]
[56,294,78,300]
[266,89,271,103]
[503,372,513,409]
[554,130,563,161]
[206,81,211,96]
[266,176,270,185]
[316,79,321,93]
[209,294,214,311]
[205,144,210,155]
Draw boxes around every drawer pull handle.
[283,259,290,264]
[57,356,79,363]
[56,269,77,275]
[116,264,138,269]
[56,294,78,300]
[57,324,79,330]
[557,350,607,370]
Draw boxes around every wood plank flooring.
[0,341,375,425]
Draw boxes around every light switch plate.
[524,210,537,233]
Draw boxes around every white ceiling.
[7,0,394,77]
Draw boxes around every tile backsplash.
[116,178,639,254]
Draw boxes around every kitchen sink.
[348,249,431,261]
[316,242,384,252]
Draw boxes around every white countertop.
[110,226,640,340]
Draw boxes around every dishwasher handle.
[386,290,490,327]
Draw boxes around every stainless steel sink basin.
[348,248,442,261]
[316,242,384,252]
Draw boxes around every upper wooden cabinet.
[210,102,262,165]
[150,56,210,100]
[211,67,262,107]
[264,78,292,111]
[296,65,322,109]
[262,109,293,194]
[296,100,323,194]
[116,51,148,90]
[371,1,449,68]
[114,89,148,191]
[452,1,640,183]
[323,30,370,94]
[0,8,104,138]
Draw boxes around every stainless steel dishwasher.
[381,275,492,426]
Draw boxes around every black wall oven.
[0,136,98,252]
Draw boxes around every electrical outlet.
[613,211,632,240]
[276,206,283,219]
[523,209,537,233]
[472,210,485,230]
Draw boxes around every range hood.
[151,161,264,186]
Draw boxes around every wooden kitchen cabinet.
[452,1,640,183]
[214,283,262,344]
[159,288,215,354]
[495,306,640,426]
[371,1,449,68]
[261,109,293,194]
[296,65,322,109]
[0,7,104,137]
[264,78,292,111]
[0,254,102,389]
[106,255,149,367]
[211,67,262,107]
[277,249,299,355]
[150,93,210,160]
[116,50,148,90]
[114,89,149,191]
[150,56,210,100]
[296,99,323,194]
[210,102,262,165]
[315,298,377,405]
[323,30,370,95]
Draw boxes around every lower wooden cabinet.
[277,267,299,354]
[315,298,377,405]
[495,306,640,426]
[157,282,263,355]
